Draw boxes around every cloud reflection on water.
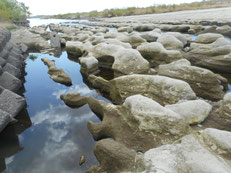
[5,103,99,173]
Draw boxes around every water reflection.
[0,109,31,173]
[5,104,99,173]
[28,18,95,28]
[2,51,108,172]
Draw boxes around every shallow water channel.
[0,17,111,172]
[1,51,111,173]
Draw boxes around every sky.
[17,0,203,15]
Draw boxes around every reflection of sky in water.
[189,34,197,41]
[3,52,108,173]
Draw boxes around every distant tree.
[0,0,30,21]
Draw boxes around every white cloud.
[18,0,203,15]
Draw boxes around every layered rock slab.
[158,59,226,101]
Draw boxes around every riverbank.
[102,6,231,25]
[47,0,231,19]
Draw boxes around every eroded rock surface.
[158,59,226,101]
[137,42,182,67]
[102,74,196,105]
[41,58,72,86]
[185,37,231,73]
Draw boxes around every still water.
[28,18,94,28]
[0,18,109,173]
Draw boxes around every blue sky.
[18,0,203,15]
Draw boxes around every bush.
[0,0,30,21]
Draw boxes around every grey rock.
[195,33,223,44]
[133,24,155,31]
[19,43,28,53]
[4,42,13,52]
[0,72,22,92]
[0,109,14,133]
[0,66,2,75]
[0,57,6,68]
[158,59,226,101]
[6,55,23,69]
[137,42,182,67]
[0,89,26,117]
[50,32,61,48]
[0,49,9,60]
[3,63,21,79]
[80,56,99,75]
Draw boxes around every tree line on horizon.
[0,0,30,21]
[47,0,231,19]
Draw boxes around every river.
[1,18,107,173]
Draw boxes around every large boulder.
[92,139,140,173]
[157,34,184,50]
[158,59,226,101]
[0,89,26,117]
[195,33,224,44]
[133,24,155,32]
[10,28,50,51]
[137,42,182,67]
[85,43,150,76]
[165,32,188,46]
[89,74,196,105]
[104,31,146,48]
[165,100,212,125]
[201,128,231,157]
[217,25,231,37]
[142,134,231,173]
[0,72,22,92]
[185,37,231,73]
[218,93,231,124]
[80,56,99,75]
[85,95,190,151]
[117,26,133,33]
[0,109,14,132]
[159,24,190,32]
[139,31,160,42]
[65,41,83,58]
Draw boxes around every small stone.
[79,156,85,166]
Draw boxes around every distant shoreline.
[43,0,231,20]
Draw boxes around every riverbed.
[1,19,108,173]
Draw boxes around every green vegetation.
[0,0,30,21]
[5,25,16,30]
[29,54,38,61]
[47,0,231,19]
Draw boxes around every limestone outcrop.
[41,58,72,86]
[158,59,227,101]
[137,42,183,67]
[185,37,231,73]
